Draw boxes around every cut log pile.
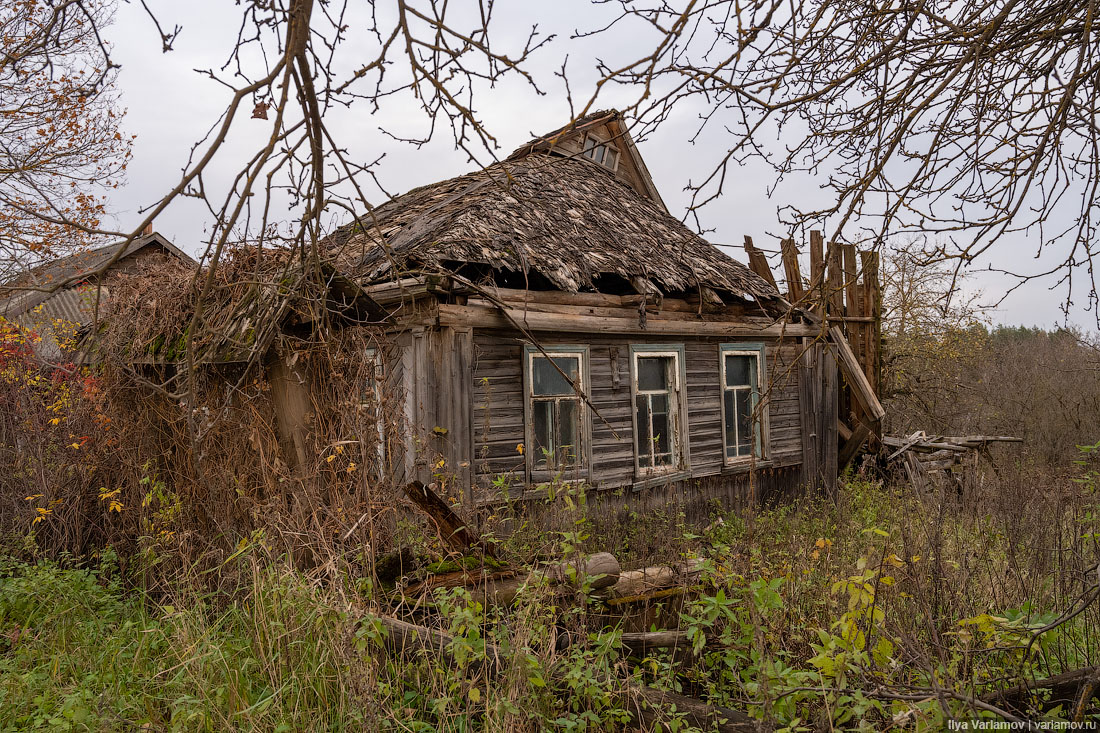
[883,432,1023,490]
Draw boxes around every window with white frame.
[580,134,620,171]
[525,348,587,472]
[720,343,765,461]
[361,347,386,472]
[631,346,686,473]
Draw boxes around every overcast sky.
[102,1,1095,330]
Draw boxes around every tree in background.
[587,0,1100,319]
[880,238,991,434]
[0,0,131,282]
[880,239,1100,464]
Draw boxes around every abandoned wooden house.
[96,112,883,525]
[244,110,885,517]
[0,231,196,363]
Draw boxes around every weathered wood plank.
[828,326,886,422]
[781,238,805,302]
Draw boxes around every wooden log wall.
[469,331,806,501]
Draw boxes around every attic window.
[581,134,620,171]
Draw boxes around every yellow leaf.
[516,443,524,455]
[70,443,80,449]
[468,687,480,704]
[326,454,336,463]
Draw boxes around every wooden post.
[809,231,825,311]
[865,251,882,401]
[841,244,862,424]
[781,238,805,302]
[826,241,844,321]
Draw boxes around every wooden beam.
[839,420,873,469]
[829,326,886,422]
[837,418,853,442]
[438,303,817,338]
[743,236,779,290]
[466,297,751,324]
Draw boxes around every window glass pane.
[533,400,553,467]
[723,389,736,456]
[651,405,670,456]
[557,400,578,466]
[725,354,753,387]
[532,355,578,395]
[636,356,668,391]
[736,388,754,455]
[605,147,619,169]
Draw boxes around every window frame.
[719,342,768,464]
[629,344,690,480]
[522,345,591,482]
[580,133,621,172]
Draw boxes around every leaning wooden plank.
[402,480,496,558]
[828,326,886,422]
[837,418,853,442]
[743,235,779,290]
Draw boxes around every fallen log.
[981,665,1100,713]
[598,558,705,600]
[467,552,621,605]
[402,480,496,558]
[369,614,754,732]
[632,684,756,733]
[619,630,693,657]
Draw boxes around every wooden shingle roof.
[327,152,777,301]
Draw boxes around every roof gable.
[506,110,667,212]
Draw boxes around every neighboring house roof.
[1,233,197,363]
[327,140,777,302]
[0,233,196,322]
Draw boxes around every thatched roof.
[327,152,776,301]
